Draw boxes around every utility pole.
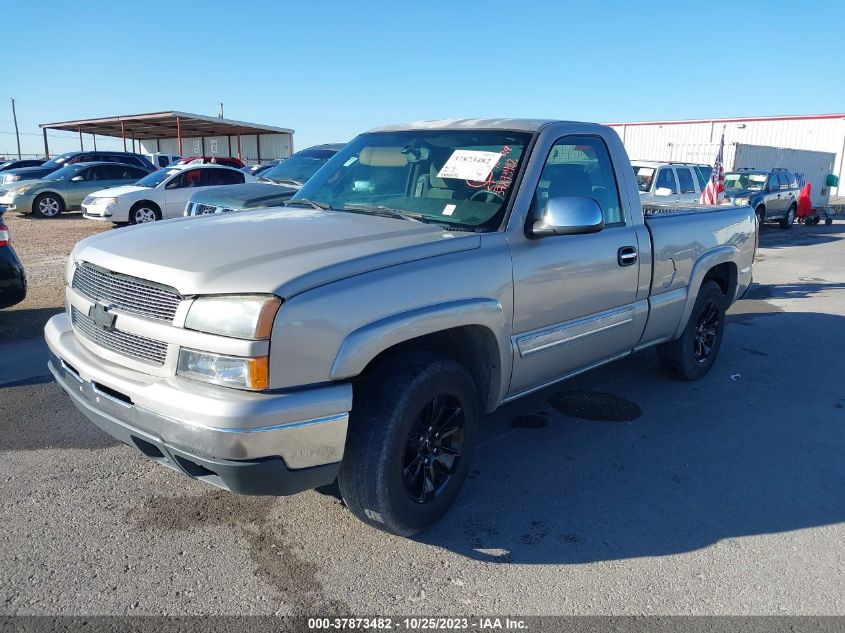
[11,98,21,159]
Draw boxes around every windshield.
[293,130,533,231]
[633,166,656,192]
[43,165,81,181]
[40,152,77,170]
[260,149,337,185]
[724,172,767,191]
[136,168,180,188]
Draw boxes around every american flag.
[699,133,725,205]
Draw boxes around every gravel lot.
[0,220,843,616]
[0,213,108,340]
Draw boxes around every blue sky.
[3,0,843,156]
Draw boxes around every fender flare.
[673,246,739,339]
[330,298,511,410]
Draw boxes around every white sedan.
[82,164,256,224]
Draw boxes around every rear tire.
[779,204,796,229]
[32,193,64,219]
[129,202,161,224]
[338,352,479,536]
[656,280,726,381]
[825,218,833,226]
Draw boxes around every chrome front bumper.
[45,313,351,491]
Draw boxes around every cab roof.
[367,118,559,133]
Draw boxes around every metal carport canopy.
[38,110,294,156]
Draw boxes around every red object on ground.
[797,183,812,218]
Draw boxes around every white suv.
[632,161,709,203]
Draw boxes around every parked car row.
[0,151,155,186]
[82,164,255,224]
[0,162,153,218]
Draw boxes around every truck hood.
[188,183,298,209]
[72,208,480,298]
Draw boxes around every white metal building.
[608,113,845,197]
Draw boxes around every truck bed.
[637,201,756,347]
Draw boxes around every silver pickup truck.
[46,119,756,536]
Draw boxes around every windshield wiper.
[340,204,425,223]
[283,198,330,210]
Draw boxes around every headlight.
[12,185,34,195]
[177,348,269,390]
[732,197,750,205]
[184,294,281,339]
[4,175,20,183]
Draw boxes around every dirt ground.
[1,212,110,341]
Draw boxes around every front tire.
[338,352,479,536]
[129,202,161,224]
[656,280,726,381]
[780,204,796,229]
[32,193,65,219]
[755,205,765,228]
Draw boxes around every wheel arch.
[331,299,510,413]
[31,189,65,213]
[673,249,738,340]
[130,199,162,212]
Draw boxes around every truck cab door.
[507,134,649,398]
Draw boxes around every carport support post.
[42,128,49,159]
[132,136,136,153]
[237,133,241,160]
[78,126,83,151]
[201,136,206,157]
[176,116,182,156]
[121,121,126,151]
[92,134,97,150]
[255,134,261,163]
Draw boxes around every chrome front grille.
[72,262,182,322]
[194,203,218,215]
[71,307,167,366]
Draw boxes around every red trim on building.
[606,114,845,127]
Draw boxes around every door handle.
[618,246,638,267]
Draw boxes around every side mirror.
[70,175,85,182]
[654,187,673,196]
[530,196,604,238]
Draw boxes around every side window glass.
[676,168,696,193]
[205,168,242,186]
[172,169,205,189]
[74,167,93,181]
[777,173,790,189]
[654,168,678,194]
[535,135,624,226]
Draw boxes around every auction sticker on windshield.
[437,150,502,181]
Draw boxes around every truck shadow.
[416,309,845,564]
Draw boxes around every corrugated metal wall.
[140,133,292,164]
[610,117,845,197]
